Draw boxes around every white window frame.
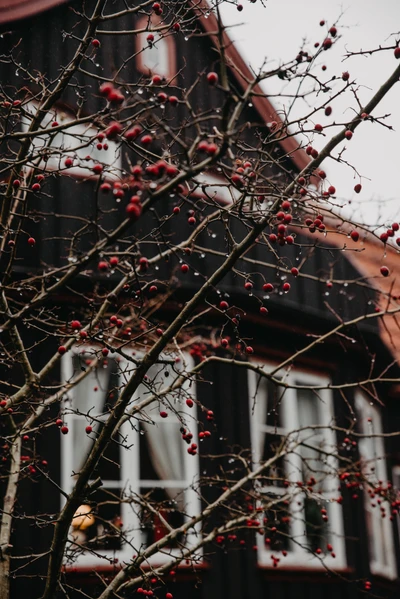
[135,16,176,80]
[61,347,201,568]
[248,365,346,570]
[355,392,397,580]
[21,101,122,179]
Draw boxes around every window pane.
[139,35,169,76]
[139,487,186,548]
[265,380,285,429]
[69,488,123,554]
[139,421,185,482]
[303,497,330,553]
[263,500,291,551]
[260,433,286,487]
[296,388,327,489]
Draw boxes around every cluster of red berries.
[56,419,69,435]
[99,81,124,105]
[379,222,399,243]
[304,212,326,234]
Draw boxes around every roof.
[300,220,400,366]
[0,0,68,24]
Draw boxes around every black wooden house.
[1,1,400,599]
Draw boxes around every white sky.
[219,0,400,228]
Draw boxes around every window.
[136,16,176,79]
[21,101,121,179]
[249,368,346,569]
[355,393,397,579]
[61,348,200,568]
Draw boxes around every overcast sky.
[218,0,400,228]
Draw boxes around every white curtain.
[138,361,186,510]
[72,359,112,474]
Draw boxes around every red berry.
[207,72,218,85]
[350,230,359,242]
[394,47,400,59]
[283,282,291,292]
[156,327,163,336]
[354,184,362,193]
[291,267,299,276]
[286,235,294,244]
[197,140,209,152]
[105,121,122,140]
[181,263,189,273]
[380,266,390,277]
[92,164,103,174]
[58,345,67,355]
[110,256,119,267]
[329,26,337,37]
[380,232,388,243]
[188,216,196,225]
[71,320,82,330]
[61,426,69,435]
[246,346,254,355]
[125,126,142,140]
[98,260,109,271]
[27,237,36,246]
[85,425,93,434]
[345,130,353,140]
[102,348,109,357]
[324,106,332,116]
[169,95,178,106]
[314,123,323,132]
[186,399,194,408]
[221,338,229,348]
[219,300,229,310]
[323,38,332,50]
[56,419,63,427]
[100,182,112,193]
[160,411,168,418]
[140,134,153,145]
[12,179,21,187]
[108,89,125,105]
[126,203,142,219]
[207,143,218,156]
[99,82,114,97]
[31,183,41,191]
[92,39,100,48]
[244,281,253,290]
[328,185,336,195]
[173,23,180,31]
[260,306,268,315]
[64,157,73,168]
[263,283,274,292]
[147,33,154,43]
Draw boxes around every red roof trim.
[190,0,310,173]
[0,0,69,24]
